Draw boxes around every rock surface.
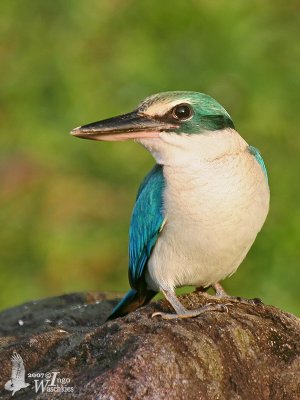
[0,291,299,399]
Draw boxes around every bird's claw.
[251,297,263,305]
[151,311,181,320]
[151,302,232,320]
[234,296,263,306]
[219,303,232,313]
[151,311,163,318]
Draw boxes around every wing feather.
[11,352,26,381]
[129,164,165,289]
[248,145,268,182]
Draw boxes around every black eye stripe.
[138,103,193,127]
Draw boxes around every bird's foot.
[230,296,263,305]
[152,302,230,320]
[212,282,262,305]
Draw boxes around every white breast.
[143,129,270,292]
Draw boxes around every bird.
[71,91,270,320]
[4,352,30,396]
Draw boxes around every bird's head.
[4,379,14,391]
[71,91,244,165]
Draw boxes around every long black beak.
[70,110,178,141]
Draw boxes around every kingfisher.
[71,91,270,320]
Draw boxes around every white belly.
[146,151,270,291]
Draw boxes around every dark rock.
[0,292,299,399]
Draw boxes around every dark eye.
[172,104,193,121]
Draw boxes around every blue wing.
[129,164,165,289]
[248,145,268,182]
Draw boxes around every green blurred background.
[0,0,299,314]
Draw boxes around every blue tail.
[106,288,157,321]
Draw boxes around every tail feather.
[106,288,156,321]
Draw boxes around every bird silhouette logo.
[4,352,30,396]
